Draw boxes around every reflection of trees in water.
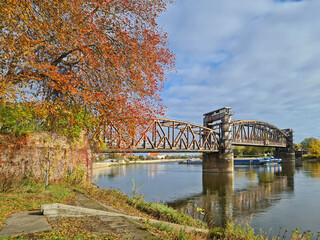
[92,165,128,181]
[168,165,294,228]
[92,163,164,182]
[302,162,320,178]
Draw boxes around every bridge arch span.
[231,120,287,147]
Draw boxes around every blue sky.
[158,0,320,143]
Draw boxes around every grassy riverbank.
[0,176,208,239]
[0,176,315,239]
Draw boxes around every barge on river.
[234,157,281,165]
[178,157,281,165]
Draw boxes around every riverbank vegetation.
[296,137,320,160]
[233,146,274,157]
[0,176,208,239]
[308,139,320,159]
[233,137,320,161]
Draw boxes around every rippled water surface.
[93,161,320,235]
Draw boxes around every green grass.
[211,221,265,240]
[127,198,207,229]
[148,221,174,232]
[208,221,316,240]
[0,179,76,230]
[144,220,208,240]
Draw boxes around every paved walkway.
[0,211,52,237]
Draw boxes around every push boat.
[234,157,281,165]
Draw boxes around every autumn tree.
[241,146,274,156]
[301,137,317,150]
[0,0,175,144]
[233,146,243,156]
[308,139,320,159]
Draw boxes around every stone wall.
[0,132,92,182]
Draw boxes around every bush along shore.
[0,167,317,239]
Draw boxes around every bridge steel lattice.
[102,118,220,153]
[100,107,292,157]
[231,120,287,147]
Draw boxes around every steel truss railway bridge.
[100,107,295,172]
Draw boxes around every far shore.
[93,158,186,170]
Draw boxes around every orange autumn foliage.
[0,0,175,144]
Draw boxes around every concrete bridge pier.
[202,152,234,173]
[274,129,295,163]
[203,107,234,173]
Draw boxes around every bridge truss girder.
[102,118,220,153]
[231,120,287,147]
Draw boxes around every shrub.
[62,164,87,186]
[0,171,24,193]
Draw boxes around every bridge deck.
[232,141,286,148]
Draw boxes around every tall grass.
[127,198,207,229]
[0,171,24,193]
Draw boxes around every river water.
[92,161,320,235]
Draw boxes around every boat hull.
[234,157,281,165]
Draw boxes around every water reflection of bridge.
[167,164,295,227]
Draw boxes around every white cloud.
[159,0,320,142]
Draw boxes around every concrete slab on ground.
[41,203,122,217]
[0,211,52,237]
[41,203,208,234]
[70,192,125,214]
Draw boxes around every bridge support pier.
[203,152,234,173]
[203,107,234,173]
[274,129,295,163]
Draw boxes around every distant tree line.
[233,146,274,157]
